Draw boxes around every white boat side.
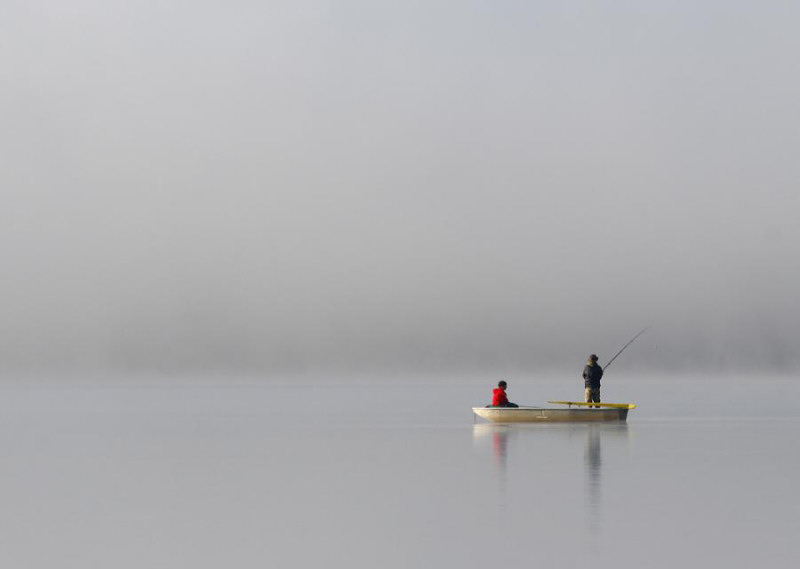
[472,406,630,423]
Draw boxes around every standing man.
[583,354,603,407]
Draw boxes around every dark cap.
[589,354,598,361]
[498,380,507,388]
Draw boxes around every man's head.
[589,354,598,362]
[498,380,507,389]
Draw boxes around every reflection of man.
[491,380,519,407]
[583,354,603,407]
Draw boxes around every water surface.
[0,377,797,568]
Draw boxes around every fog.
[2,1,798,377]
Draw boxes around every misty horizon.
[2,1,798,378]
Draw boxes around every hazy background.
[2,0,798,378]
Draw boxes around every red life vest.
[492,387,509,406]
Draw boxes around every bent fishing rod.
[604,326,651,370]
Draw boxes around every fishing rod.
[604,326,651,370]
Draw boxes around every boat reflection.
[471,424,513,503]
[472,422,630,549]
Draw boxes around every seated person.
[490,380,519,407]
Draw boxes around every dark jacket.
[583,363,603,388]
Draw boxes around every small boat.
[472,401,636,423]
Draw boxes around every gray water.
[0,377,797,568]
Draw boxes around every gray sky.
[2,1,798,376]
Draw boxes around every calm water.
[0,377,797,568]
